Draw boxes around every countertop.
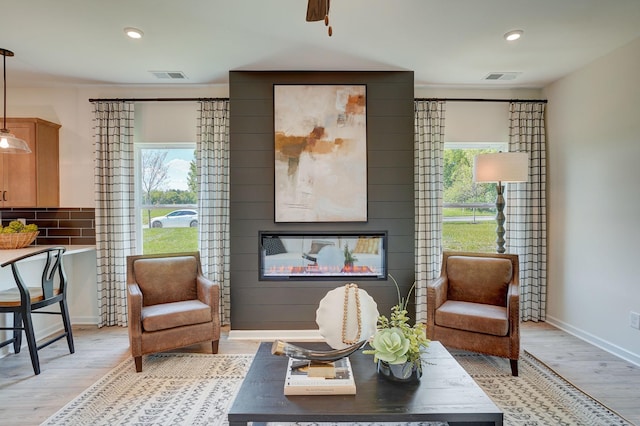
[0,245,96,266]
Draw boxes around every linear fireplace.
[259,231,387,280]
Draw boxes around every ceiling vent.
[150,71,187,80]
[483,72,521,81]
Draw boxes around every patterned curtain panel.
[414,100,446,323]
[197,100,231,325]
[506,102,547,321]
[93,101,136,327]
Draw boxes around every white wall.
[8,84,539,207]
[10,70,640,363]
[7,85,228,206]
[544,37,640,364]
[414,87,543,142]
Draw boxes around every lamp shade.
[0,130,32,154]
[473,152,529,183]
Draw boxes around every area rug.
[41,353,254,426]
[452,350,633,426]
[41,351,632,426]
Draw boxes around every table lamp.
[473,152,529,253]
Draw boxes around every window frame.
[134,142,197,253]
[442,141,508,252]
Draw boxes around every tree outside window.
[443,143,505,253]
[136,145,197,254]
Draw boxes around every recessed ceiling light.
[124,27,144,39]
[504,30,523,42]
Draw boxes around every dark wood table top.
[228,340,503,426]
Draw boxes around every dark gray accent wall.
[229,71,414,330]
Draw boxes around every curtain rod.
[415,98,547,103]
[88,97,546,103]
[88,97,228,103]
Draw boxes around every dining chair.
[0,246,74,375]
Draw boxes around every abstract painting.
[274,84,367,222]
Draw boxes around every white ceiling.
[2,0,640,89]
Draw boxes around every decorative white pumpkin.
[316,284,379,349]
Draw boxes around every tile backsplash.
[0,207,95,246]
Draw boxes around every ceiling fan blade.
[306,0,329,22]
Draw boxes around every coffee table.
[228,341,503,425]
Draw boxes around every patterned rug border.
[452,348,633,425]
[521,350,633,424]
[40,352,256,426]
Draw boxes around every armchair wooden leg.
[134,356,142,373]
[211,340,219,354]
[510,359,519,376]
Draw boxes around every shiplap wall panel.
[229,71,415,330]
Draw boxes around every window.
[134,143,198,254]
[443,142,506,252]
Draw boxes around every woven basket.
[0,231,39,249]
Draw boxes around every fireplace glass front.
[259,231,387,280]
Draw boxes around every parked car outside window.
[150,209,198,228]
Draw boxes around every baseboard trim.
[71,316,99,325]
[545,315,640,367]
[228,329,324,341]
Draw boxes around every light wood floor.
[0,322,638,425]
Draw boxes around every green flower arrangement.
[363,275,430,373]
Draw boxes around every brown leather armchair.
[427,251,520,376]
[126,252,220,372]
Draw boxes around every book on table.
[284,356,356,395]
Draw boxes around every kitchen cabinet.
[0,118,60,207]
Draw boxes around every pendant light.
[0,48,31,154]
